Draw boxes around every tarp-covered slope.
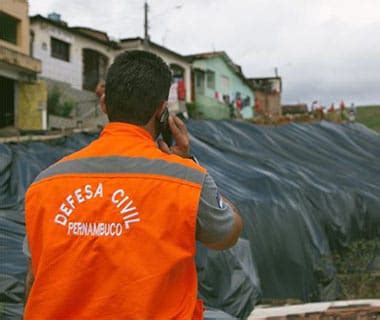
[0,121,379,319]
[190,121,380,303]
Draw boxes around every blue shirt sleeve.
[23,235,31,258]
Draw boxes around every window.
[195,70,205,94]
[0,12,19,45]
[206,70,215,89]
[221,75,230,92]
[51,37,70,62]
[82,48,108,91]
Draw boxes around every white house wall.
[31,22,192,101]
[31,21,115,91]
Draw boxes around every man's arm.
[25,258,34,303]
[157,115,243,250]
[195,174,243,250]
[201,196,242,250]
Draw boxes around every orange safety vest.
[24,122,206,320]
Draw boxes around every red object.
[24,123,206,320]
[177,79,186,101]
[254,98,261,112]
[236,98,242,110]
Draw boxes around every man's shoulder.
[29,140,99,189]
[161,153,207,174]
[138,149,207,186]
[29,144,207,191]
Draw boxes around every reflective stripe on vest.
[34,156,205,185]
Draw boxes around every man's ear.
[100,94,107,115]
[155,101,167,120]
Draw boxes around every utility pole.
[144,1,149,49]
[274,67,279,78]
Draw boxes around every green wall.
[195,94,230,120]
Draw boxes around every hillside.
[356,105,380,132]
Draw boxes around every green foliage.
[332,238,380,299]
[186,102,202,119]
[47,87,76,118]
[356,105,380,133]
[60,100,76,118]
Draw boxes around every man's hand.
[158,115,191,158]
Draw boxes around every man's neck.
[143,117,158,140]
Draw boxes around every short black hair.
[105,50,172,125]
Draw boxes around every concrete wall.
[255,91,281,116]
[43,77,98,115]
[0,45,41,75]
[31,20,115,91]
[0,0,30,55]
[44,78,107,129]
[17,80,47,130]
[118,41,192,103]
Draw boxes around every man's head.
[104,50,172,125]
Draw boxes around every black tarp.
[0,120,379,319]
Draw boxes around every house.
[29,19,194,124]
[187,51,255,120]
[27,15,255,125]
[0,0,44,130]
[29,14,121,129]
[30,14,120,92]
[249,77,282,117]
[119,38,192,115]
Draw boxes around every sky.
[29,0,380,106]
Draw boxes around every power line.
[150,4,183,21]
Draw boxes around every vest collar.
[101,122,154,142]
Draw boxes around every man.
[24,51,242,319]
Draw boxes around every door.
[0,76,15,128]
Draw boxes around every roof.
[30,15,120,49]
[187,51,241,72]
[70,27,109,42]
[187,51,226,60]
[120,37,190,63]
[248,76,282,81]
[187,51,252,89]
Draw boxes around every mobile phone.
[159,108,173,147]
